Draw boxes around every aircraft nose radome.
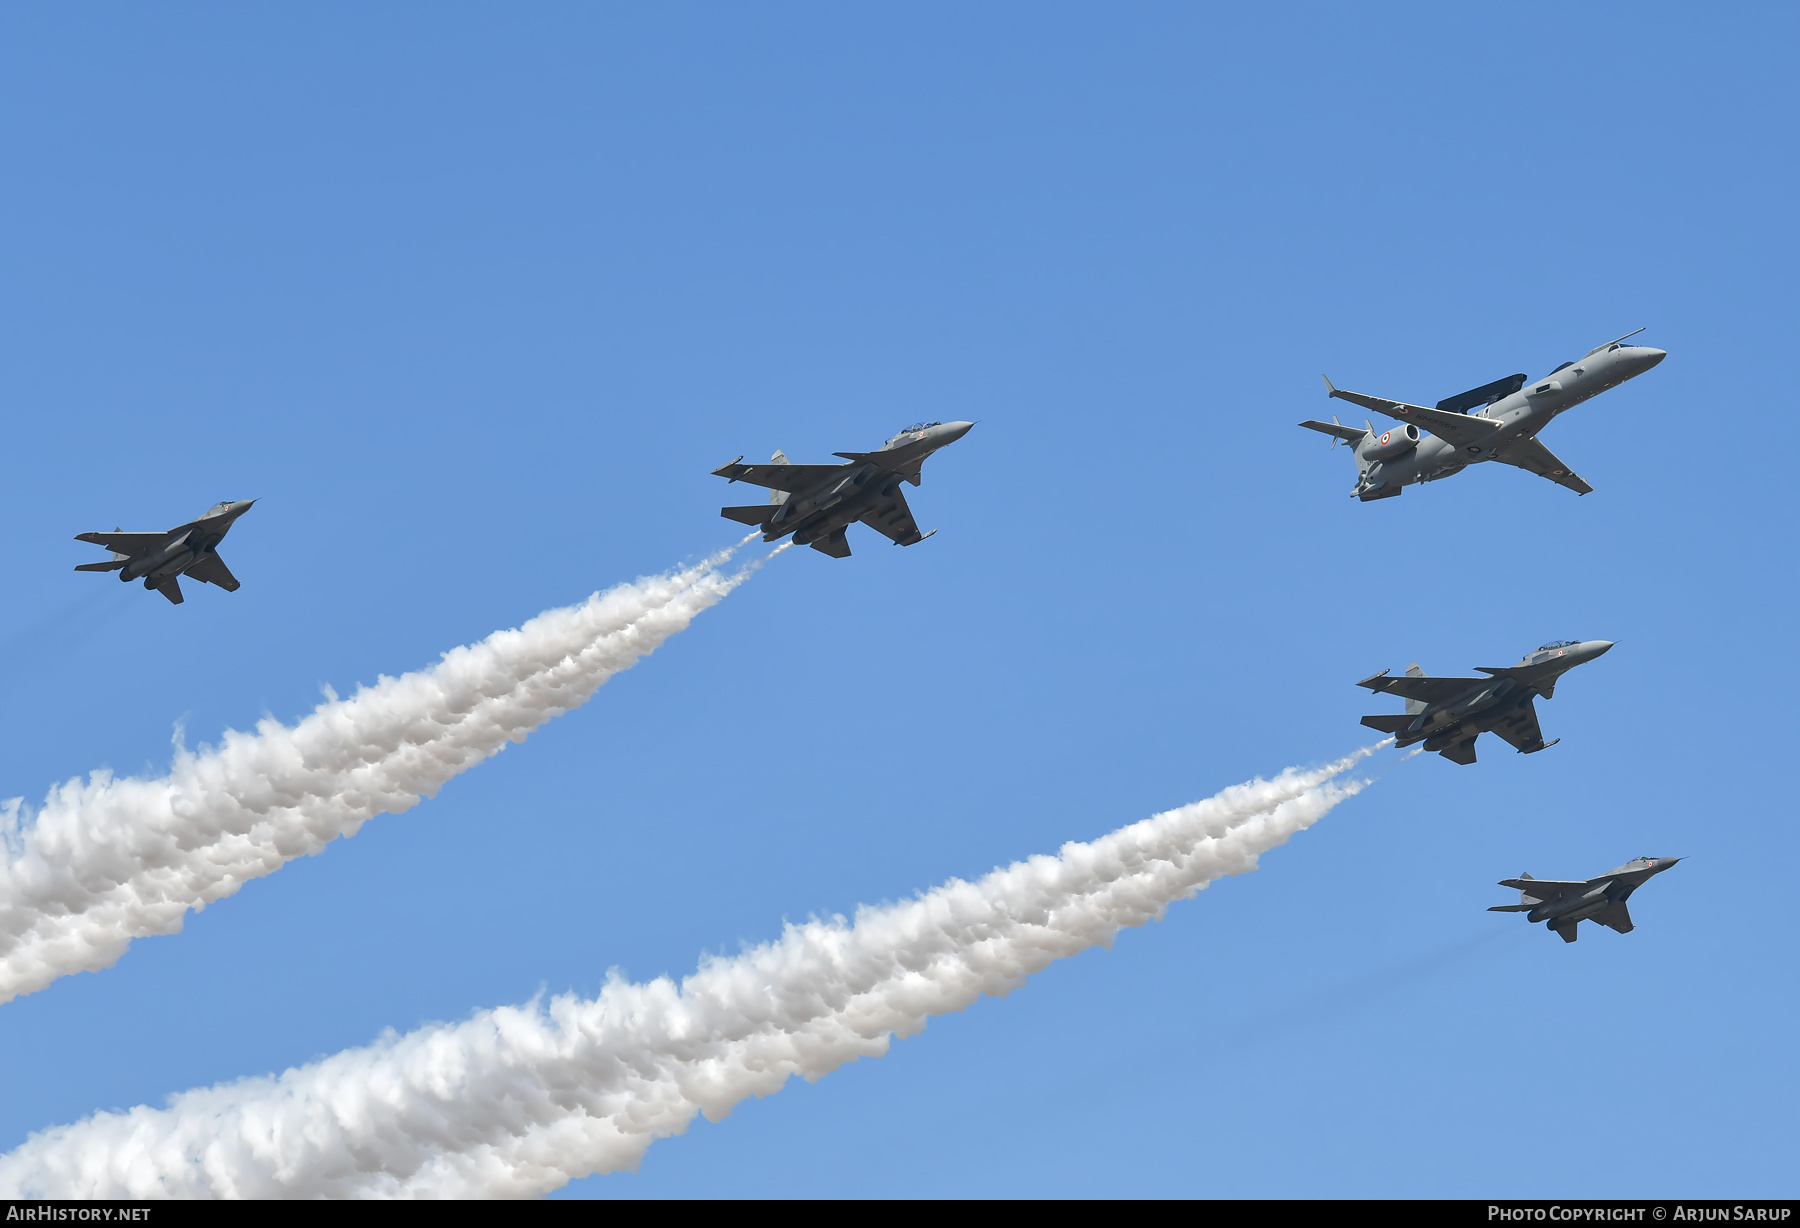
[940,421,975,442]
[1584,640,1616,657]
[1641,347,1667,368]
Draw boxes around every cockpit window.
[1536,639,1579,651]
[1551,361,1574,373]
[886,421,943,446]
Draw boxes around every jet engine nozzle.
[1359,423,1420,462]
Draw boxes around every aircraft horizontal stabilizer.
[1359,714,1411,734]
[809,527,852,558]
[73,559,127,572]
[1299,419,1366,445]
[720,505,776,527]
[1487,903,1536,912]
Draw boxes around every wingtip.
[1321,374,1338,396]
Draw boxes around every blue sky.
[0,1,1793,1197]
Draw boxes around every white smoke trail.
[0,747,1378,1199]
[0,538,770,1006]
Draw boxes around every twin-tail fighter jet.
[713,421,973,557]
[1301,330,1666,501]
[1357,639,1613,765]
[74,500,256,605]
[1489,856,1679,943]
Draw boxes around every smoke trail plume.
[0,748,1376,1198]
[0,540,768,1005]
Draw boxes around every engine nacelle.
[1359,423,1419,462]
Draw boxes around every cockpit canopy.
[1536,639,1580,651]
[885,421,942,446]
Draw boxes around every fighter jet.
[1357,639,1614,765]
[712,421,973,557]
[74,500,256,605]
[1301,330,1665,501]
[1489,856,1679,944]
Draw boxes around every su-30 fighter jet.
[1301,330,1665,501]
[713,421,973,557]
[1489,856,1680,944]
[74,500,256,605]
[1357,639,1614,765]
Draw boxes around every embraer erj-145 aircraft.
[1489,856,1680,944]
[713,420,973,558]
[1301,330,1665,501]
[1357,639,1613,765]
[74,500,256,605]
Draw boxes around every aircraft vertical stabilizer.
[1404,662,1427,715]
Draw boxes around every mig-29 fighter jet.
[1301,330,1665,501]
[1357,639,1614,765]
[1489,856,1680,943]
[712,421,973,557]
[74,500,256,605]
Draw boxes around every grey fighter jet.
[1489,856,1679,943]
[713,421,973,557]
[1358,639,1614,765]
[74,500,256,605]
[1301,330,1666,501]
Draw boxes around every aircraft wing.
[711,460,845,493]
[1491,435,1593,495]
[74,531,166,557]
[1488,696,1554,753]
[1357,672,1483,705]
[1593,900,1635,934]
[858,486,928,546]
[1325,385,1498,447]
[1498,878,1586,899]
[185,553,241,591]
